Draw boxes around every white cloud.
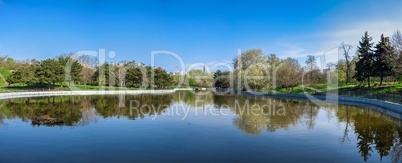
[271,18,402,69]
[270,0,402,66]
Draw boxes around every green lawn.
[0,69,12,79]
[271,82,402,104]
[0,80,401,104]
[0,83,157,93]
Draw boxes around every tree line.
[2,30,401,91]
[4,55,174,89]
[213,49,329,93]
[354,31,402,87]
[213,30,402,92]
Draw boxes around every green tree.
[36,58,64,89]
[233,49,269,91]
[60,56,83,87]
[5,59,38,86]
[186,69,213,87]
[213,70,230,89]
[6,70,21,86]
[267,54,282,88]
[276,58,302,93]
[354,31,375,87]
[4,58,16,70]
[373,34,397,86]
[154,67,173,89]
[93,63,114,87]
[126,65,146,88]
[336,60,347,83]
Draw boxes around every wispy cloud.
[270,0,402,65]
[272,18,402,68]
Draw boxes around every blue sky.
[1,0,402,72]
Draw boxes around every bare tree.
[77,55,98,87]
[305,55,317,84]
[391,29,402,57]
[78,55,98,69]
[80,67,95,87]
[339,42,353,84]
[391,30,402,78]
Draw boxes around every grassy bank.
[1,80,401,104]
[273,83,402,104]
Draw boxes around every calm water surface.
[1,91,402,162]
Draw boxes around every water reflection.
[0,91,402,162]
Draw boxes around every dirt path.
[0,73,8,86]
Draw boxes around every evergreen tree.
[126,66,145,88]
[36,58,64,89]
[373,34,396,86]
[354,32,375,87]
[213,70,230,89]
[59,56,83,87]
[213,70,223,88]
[154,67,173,89]
[93,63,113,87]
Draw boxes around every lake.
[0,91,401,162]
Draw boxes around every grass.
[270,82,402,104]
[0,82,174,93]
[0,69,12,79]
[0,78,401,104]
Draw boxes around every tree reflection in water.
[0,91,401,162]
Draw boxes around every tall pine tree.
[373,34,396,86]
[354,31,375,87]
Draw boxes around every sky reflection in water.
[0,91,401,162]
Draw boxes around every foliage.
[185,69,212,87]
[0,68,12,79]
[373,34,397,86]
[276,58,302,93]
[233,49,269,91]
[213,70,231,88]
[154,67,174,89]
[93,63,114,87]
[125,66,146,88]
[354,31,375,87]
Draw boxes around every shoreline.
[1,89,401,120]
[0,89,193,100]
[242,91,402,120]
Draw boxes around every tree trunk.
[310,72,313,84]
[380,76,383,86]
[346,69,349,84]
[367,77,371,88]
